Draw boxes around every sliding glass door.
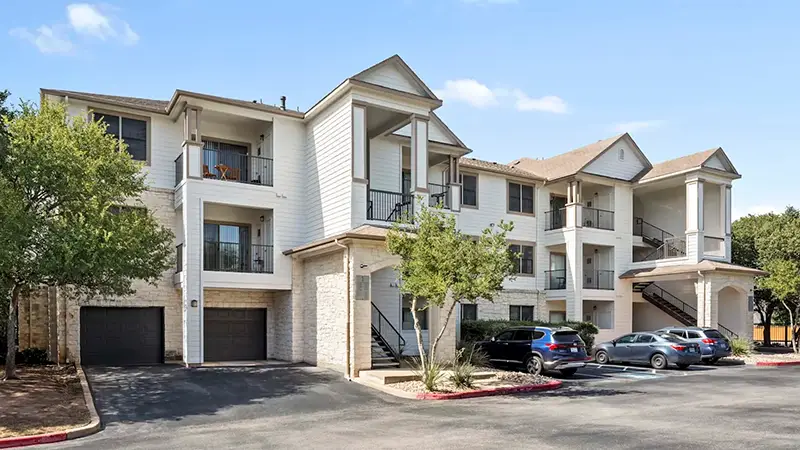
[204,223,251,272]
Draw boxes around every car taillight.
[546,343,568,350]
[671,344,687,351]
[701,338,715,344]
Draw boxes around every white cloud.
[733,205,778,220]
[9,26,74,54]
[434,79,499,108]
[513,90,568,114]
[435,79,569,114]
[67,3,138,45]
[613,120,665,133]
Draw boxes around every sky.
[2,1,798,218]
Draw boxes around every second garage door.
[80,307,164,366]
[204,308,266,362]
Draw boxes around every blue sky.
[2,1,798,218]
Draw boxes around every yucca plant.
[730,337,753,357]
[412,357,445,391]
[450,350,476,389]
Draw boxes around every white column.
[723,185,732,261]
[566,236,583,322]
[181,192,204,365]
[410,115,429,210]
[685,178,704,263]
[448,156,461,212]
[352,104,367,182]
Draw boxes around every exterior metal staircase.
[633,282,739,339]
[633,217,687,262]
[371,302,405,369]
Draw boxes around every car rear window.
[658,334,686,343]
[553,331,584,344]
[704,330,725,339]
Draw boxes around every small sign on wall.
[748,295,754,312]
[355,275,370,301]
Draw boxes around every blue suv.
[477,326,589,376]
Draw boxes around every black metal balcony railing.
[367,189,413,222]
[584,270,614,290]
[636,236,687,262]
[545,269,567,290]
[633,217,673,247]
[176,244,183,272]
[545,208,567,231]
[428,183,450,209]
[203,242,274,273]
[200,148,274,186]
[174,153,184,187]
[583,207,614,230]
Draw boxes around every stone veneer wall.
[474,290,548,321]
[302,250,347,372]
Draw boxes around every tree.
[732,214,780,344]
[386,203,516,380]
[0,90,15,361]
[1,101,174,380]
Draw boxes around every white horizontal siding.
[357,63,426,96]
[394,120,455,145]
[583,140,647,181]
[369,137,401,192]
[704,154,726,171]
[304,98,352,242]
[457,171,537,243]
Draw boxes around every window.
[532,330,546,339]
[508,182,535,214]
[402,170,412,195]
[509,305,534,321]
[461,303,477,321]
[615,334,637,344]
[669,329,688,339]
[512,330,534,341]
[203,223,251,272]
[618,148,625,161]
[509,244,534,275]
[460,173,478,207]
[494,330,514,341]
[549,311,566,323]
[94,112,148,162]
[635,334,655,343]
[686,331,702,339]
[402,295,428,330]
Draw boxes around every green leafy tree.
[1,101,174,380]
[0,90,15,357]
[732,213,780,344]
[386,204,516,380]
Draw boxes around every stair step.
[371,356,397,362]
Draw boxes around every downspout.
[334,239,352,380]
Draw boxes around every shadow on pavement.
[85,364,339,427]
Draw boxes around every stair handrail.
[642,283,698,317]
[634,217,675,245]
[717,324,739,340]
[371,302,406,360]
[641,236,686,262]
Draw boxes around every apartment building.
[20,55,762,377]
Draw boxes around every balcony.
[545,269,566,290]
[544,208,566,231]
[428,183,450,209]
[582,207,614,230]
[175,148,274,187]
[583,270,614,290]
[367,189,413,222]
[203,242,274,274]
[704,236,726,258]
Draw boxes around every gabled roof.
[459,157,543,181]
[350,54,440,101]
[639,147,740,182]
[509,133,650,182]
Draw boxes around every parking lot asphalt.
[33,363,799,450]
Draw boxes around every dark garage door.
[80,307,164,365]
[204,308,266,362]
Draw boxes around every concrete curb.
[0,365,101,449]
[756,360,800,367]
[416,380,563,400]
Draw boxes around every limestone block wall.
[302,249,347,372]
[473,290,547,321]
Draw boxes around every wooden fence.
[753,325,799,345]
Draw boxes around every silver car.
[594,332,702,369]
[654,327,732,364]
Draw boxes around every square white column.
[685,178,704,262]
[181,191,204,365]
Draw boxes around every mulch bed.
[0,365,90,439]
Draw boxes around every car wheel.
[676,363,691,370]
[559,368,578,377]
[650,353,668,370]
[525,355,544,375]
[595,350,609,364]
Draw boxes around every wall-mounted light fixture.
[260,215,265,222]
[191,299,198,308]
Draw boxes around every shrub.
[456,342,490,368]
[730,337,753,357]
[412,358,445,392]
[461,319,599,351]
[450,349,476,389]
[0,348,50,365]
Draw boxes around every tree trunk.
[428,299,459,367]
[763,305,774,346]
[410,296,427,372]
[781,300,797,353]
[4,285,20,381]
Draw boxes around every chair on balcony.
[203,165,216,179]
